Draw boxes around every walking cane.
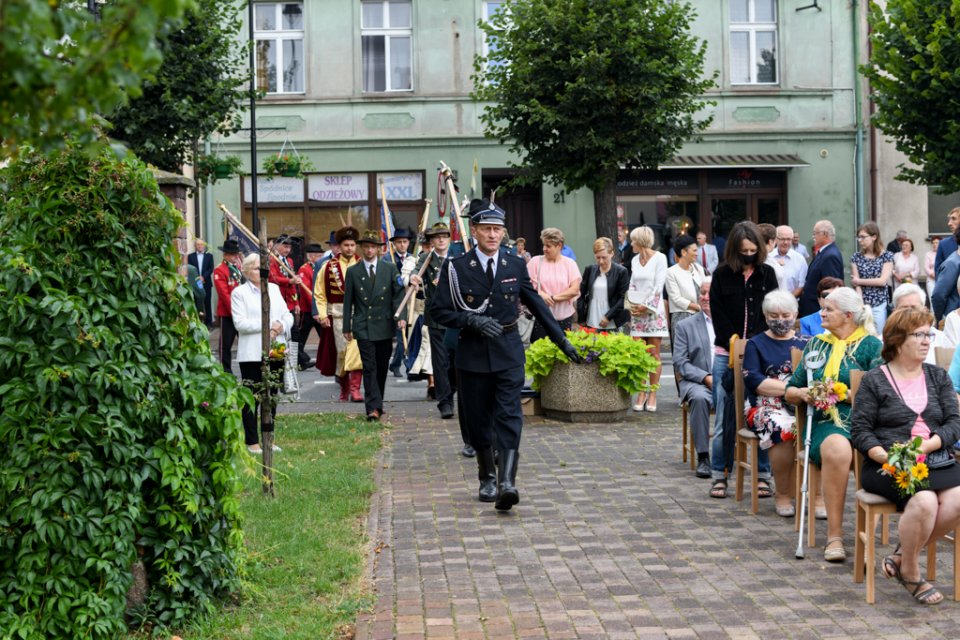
[795,349,828,559]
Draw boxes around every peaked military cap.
[467,198,506,225]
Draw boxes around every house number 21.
[553,191,565,203]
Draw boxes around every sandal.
[757,479,773,499]
[882,544,902,580]
[824,536,846,563]
[710,479,727,499]
[899,577,943,605]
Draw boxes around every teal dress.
[787,334,883,466]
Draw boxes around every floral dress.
[628,252,669,337]
[851,251,894,308]
[743,333,809,450]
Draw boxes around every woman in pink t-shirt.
[852,307,960,605]
[527,227,581,344]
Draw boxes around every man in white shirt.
[695,231,718,275]
[792,231,811,260]
[892,283,950,364]
[771,225,808,298]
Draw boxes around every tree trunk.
[593,176,619,258]
[258,225,275,497]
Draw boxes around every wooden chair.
[853,453,960,603]
[793,368,863,547]
[935,346,956,370]
[732,338,761,514]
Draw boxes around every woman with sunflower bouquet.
[851,306,960,605]
[785,287,883,563]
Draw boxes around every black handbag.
[926,447,956,469]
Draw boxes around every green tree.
[864,0,960,193]
[0,142,248,636]
[0,0,191,160]
[108,0,249,171]
[472,0,715,242]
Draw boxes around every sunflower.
[912,462,929,482]
[895,470,912,491]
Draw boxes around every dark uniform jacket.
[431,249,565,373]
[413,251,450,330]
[342,259,403,342]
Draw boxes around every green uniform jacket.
[342,258,404,341]
[414,251,448,330]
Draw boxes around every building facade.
[202,0,868,265]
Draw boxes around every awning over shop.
[658,154,809,170]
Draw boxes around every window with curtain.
[254,2,305,94]
[729,0,777,85]
[361,0,413,92]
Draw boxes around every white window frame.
[254,2,306,95]
[729,0,778,86]
[361,0,413,93]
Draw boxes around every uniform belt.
[501,319,519,333]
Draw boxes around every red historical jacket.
[269,255,299,311]
[212,260,243,317]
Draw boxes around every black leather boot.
[477,448,497,502]
[495,449,519,511]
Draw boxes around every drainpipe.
[852,0,866,226]
[203,138,215,245]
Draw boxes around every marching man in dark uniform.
[431,200,580,511]
[388,227,414,377]
[343,230,406,421]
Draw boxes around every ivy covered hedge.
[0,143,249,637]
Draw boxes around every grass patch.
[181,412,385,639]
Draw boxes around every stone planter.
[539,361,631,422]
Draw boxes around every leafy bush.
[525,328,659,395]
[0,142,249,638]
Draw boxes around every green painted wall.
[205,0,862,265]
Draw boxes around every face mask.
[768,318,793,336]
[740,253,757,265]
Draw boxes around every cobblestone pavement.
[216,331,960,638]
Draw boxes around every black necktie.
[485,259,494,285]
[369,264,375,279]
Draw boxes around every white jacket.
[231,281,294,363]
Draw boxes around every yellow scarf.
[814,326,867,380]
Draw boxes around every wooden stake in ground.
[259,223,275,497]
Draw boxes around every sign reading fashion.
[308,174,369,202]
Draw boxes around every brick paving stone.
[278,355,960,639]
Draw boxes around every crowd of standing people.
[189,204,960,604]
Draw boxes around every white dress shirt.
[770,247,809,294]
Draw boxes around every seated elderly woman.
[785,287,883,562]
[851,307,960,605]
[743,290,809,516]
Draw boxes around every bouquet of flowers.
[268,341,287,361]
[807,378,849,427]
[879,436,929,498]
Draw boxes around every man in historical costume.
[400,234,434,383]
[296,243,324,370]
[313,226,363,402]
[431,200,580,511]
[410,222,458,420]
[269,235,310,368]
[187,238,215,326]
[388,227,414,377]
[212,240,245,372]
[343,230,406,421]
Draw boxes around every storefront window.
[617,195,699,250]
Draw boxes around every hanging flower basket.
[193,153,243,185]
[262,153,314,179]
